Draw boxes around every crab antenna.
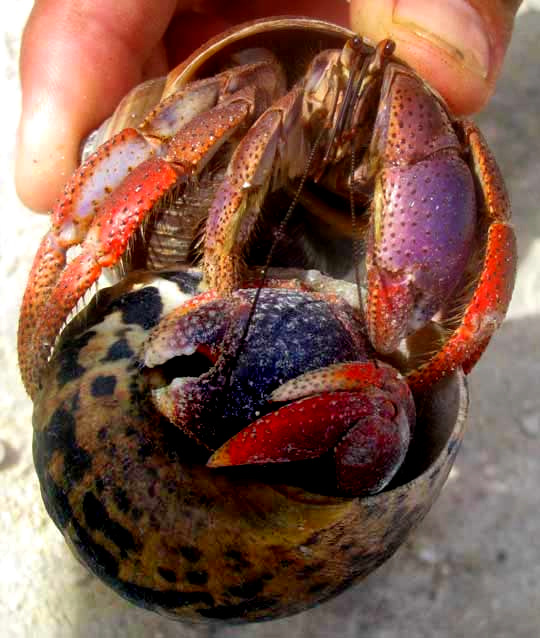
[219,129,328,401]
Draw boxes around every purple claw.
[364,65,477,353]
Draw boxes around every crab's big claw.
[209,361,414,497]
[141,285,372,451]
[366,152,477,354]
[362,66,516,393]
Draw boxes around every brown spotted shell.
[32,270,467,623]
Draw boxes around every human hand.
[16,0,523,213]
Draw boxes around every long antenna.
[221,130,326,393]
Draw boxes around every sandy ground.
[1,3,539,637]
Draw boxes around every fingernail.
[393,0,490,78]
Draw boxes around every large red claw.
[209,361,414,497]
[270,360,415,426]
[208,391,394,465]
[208,391,410,497]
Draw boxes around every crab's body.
[20,18,514,623]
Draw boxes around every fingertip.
[349,0,515,115]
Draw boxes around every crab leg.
[19,129,156,332]
[19,60,286,398]
[407,122,517,391]
[203,86,308,291]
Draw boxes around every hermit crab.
[18,18,515,623]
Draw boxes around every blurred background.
[1,2,539,636]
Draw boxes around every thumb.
[349,0,522,115]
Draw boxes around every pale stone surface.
[1,4,539,637]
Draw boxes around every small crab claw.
[362,64,478,355]
[209,361,414,497]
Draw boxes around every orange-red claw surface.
[208,361,414,497]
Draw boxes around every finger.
[16,0,178,212]
[350,0,522,115]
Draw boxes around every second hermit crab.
[19,17,515,623]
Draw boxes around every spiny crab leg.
[208,360,414,497]
[19,57,287,398]
[203,86,308,291]
[407,123,517,391]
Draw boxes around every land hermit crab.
[18,17,515,623]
